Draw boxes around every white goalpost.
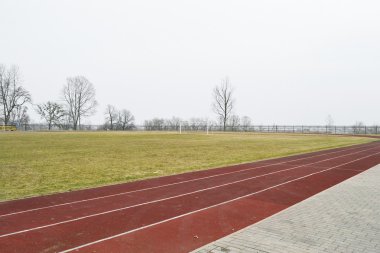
[178,120,210,135]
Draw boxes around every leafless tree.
[164,117,181,131]
[0,65,31,125]
[118,109,135,130]
[37,102,66,130]
[61,113,73,130]
[144,118,165,130]
[10,105,30,130]
[212,77,234,131]
[353,121,364,134]
[189,118,207,131]
[241,116,252,131]
[326,114,334,133]
[62,76,97,130]
[104,104,118,130]
[228,114,240,131]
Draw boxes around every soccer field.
[0,131,374,201]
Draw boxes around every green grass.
[0,131,374,201]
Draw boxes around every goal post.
[177,120,211,135]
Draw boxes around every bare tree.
[325,114,334,132]
[61,113,73,130]
[104,104,118,130]
[0,65,31,125]
[189,118,207,131]
[144,118,165,130]
[62,76,97,130]
[118,109,135,130]
[228,114,240,131]
[325,114,334,133]
[212,77,234,131]
[37,102,66,130]
[241,116,252,131]
[164,117,181,131]
[353,121,364,134]
[10,105,30,130]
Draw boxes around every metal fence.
[8,123,380,135]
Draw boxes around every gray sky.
[1,0,379,125]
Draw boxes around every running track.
[1,141,380,253]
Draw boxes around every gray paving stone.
[192,164,380,253]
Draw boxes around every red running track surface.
[1,141,380,253]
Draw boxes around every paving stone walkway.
[192,164,380,253]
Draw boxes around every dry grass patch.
[0,131,374,200]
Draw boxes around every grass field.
[0,131,374,201]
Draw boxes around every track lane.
[64,152,380,253]
[1,144,379,253]
[0,144,377,236]
[1,142,376,216]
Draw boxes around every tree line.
[1,64,374,132]
[0,65,123,130]
[1,64,250,131]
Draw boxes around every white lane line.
[59,151,380,253]
[1,143,373,217]
[335,168,365,172]
[0,146,377,238]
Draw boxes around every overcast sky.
[1,0,379,125]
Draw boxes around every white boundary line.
[0,143,374,218]
[59,151,380,253]
[335,168,365,172]
[0,146,377,238]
